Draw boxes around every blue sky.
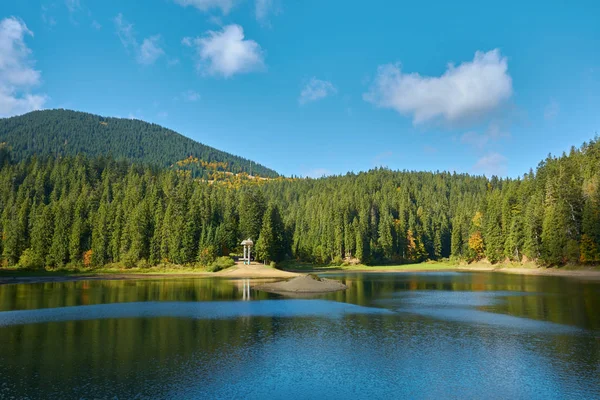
[0,0,599,177]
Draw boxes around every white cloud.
[255,0,271,20]
[461,131,489,150]
[208,16,223,26]
[91,20,102,30]
[172,0,235,14]
[299,78,336,105]
[65,0,90,25]
[65,0,81,14]
[255,0,279,24]
[114,14,164,65]
[41,6,57,27]
[183,90,201,101]
[138,35,164,65]
[485,120,509,139]
[473,152,507,177]
[544,99,559,121]
[364,49,513,126]
[181,36,193,47]
[0,17,47,117]
[114,13,135,49]
[461,120,510,150]
[128,111,142,120]
[185,24,264,77]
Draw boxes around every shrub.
[331,256,343,266]
[18,248,44,269]
[269,261,277,268]
[207,256,235,272]
[122,251,138,268]
[198,245,217,266]
[82,250,93,267]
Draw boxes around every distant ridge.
[0,109,278,178]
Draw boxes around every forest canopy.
[0,135,599,269]
[0,109,278,178]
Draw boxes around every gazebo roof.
[241,238,254,246]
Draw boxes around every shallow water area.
[0,272,599,399]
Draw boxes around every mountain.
[0,109,278,178]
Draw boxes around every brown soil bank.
[216,263,298,278]
[254,274,347,294]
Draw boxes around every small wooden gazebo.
[241,238,254,265]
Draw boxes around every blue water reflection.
[0,272,598,399]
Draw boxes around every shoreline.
[0,263,299,285]
[1,263,599,285]
[299,264,600,280]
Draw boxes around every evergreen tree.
[29,203,54,268]
[91,202,109,266]
[1,135,599,270]
[47,201,71,267]
[239,189,266,241]
[255,203,286,263]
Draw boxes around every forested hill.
[0,136,599,270]
[0,109,278,178]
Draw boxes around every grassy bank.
[2,260,599,284]
[278,259,600,277]
[279,260,460,272]
[0,264,212,279]
[0,257,238,279]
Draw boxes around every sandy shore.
[216,264,298,278]
[254,274,347,294]
[309,265,600,280]
[456,265,600,280]
[1,263,599,285]
[0,263,298,285]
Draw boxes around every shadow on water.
[0,300,393,327]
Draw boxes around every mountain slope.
[0,109,278,177]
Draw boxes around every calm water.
[0,272,599,399]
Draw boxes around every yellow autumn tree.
[83,250,93,267]
[406,229,426,262]
[468,231,485,261]
[579,234,599,264]
[472,211,483,228]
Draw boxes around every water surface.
[0,272,599,399]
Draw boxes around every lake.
[0,272,599,399]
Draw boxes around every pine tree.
[484,192,504,263]
[48,201,71,267]
[541,202,567,265]
[91,202,109,266]
[239,189,266,241]
[29,203,54,268]
[69,193,89,264]
[255,203,286,263]
[378,212,394,260]
[505,212,524,261]
[450,217,463,258]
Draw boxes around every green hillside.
[0,109,278,178]
[0,136,599,269]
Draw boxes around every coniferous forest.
[0,120,599,269]
[0,110,278,178]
